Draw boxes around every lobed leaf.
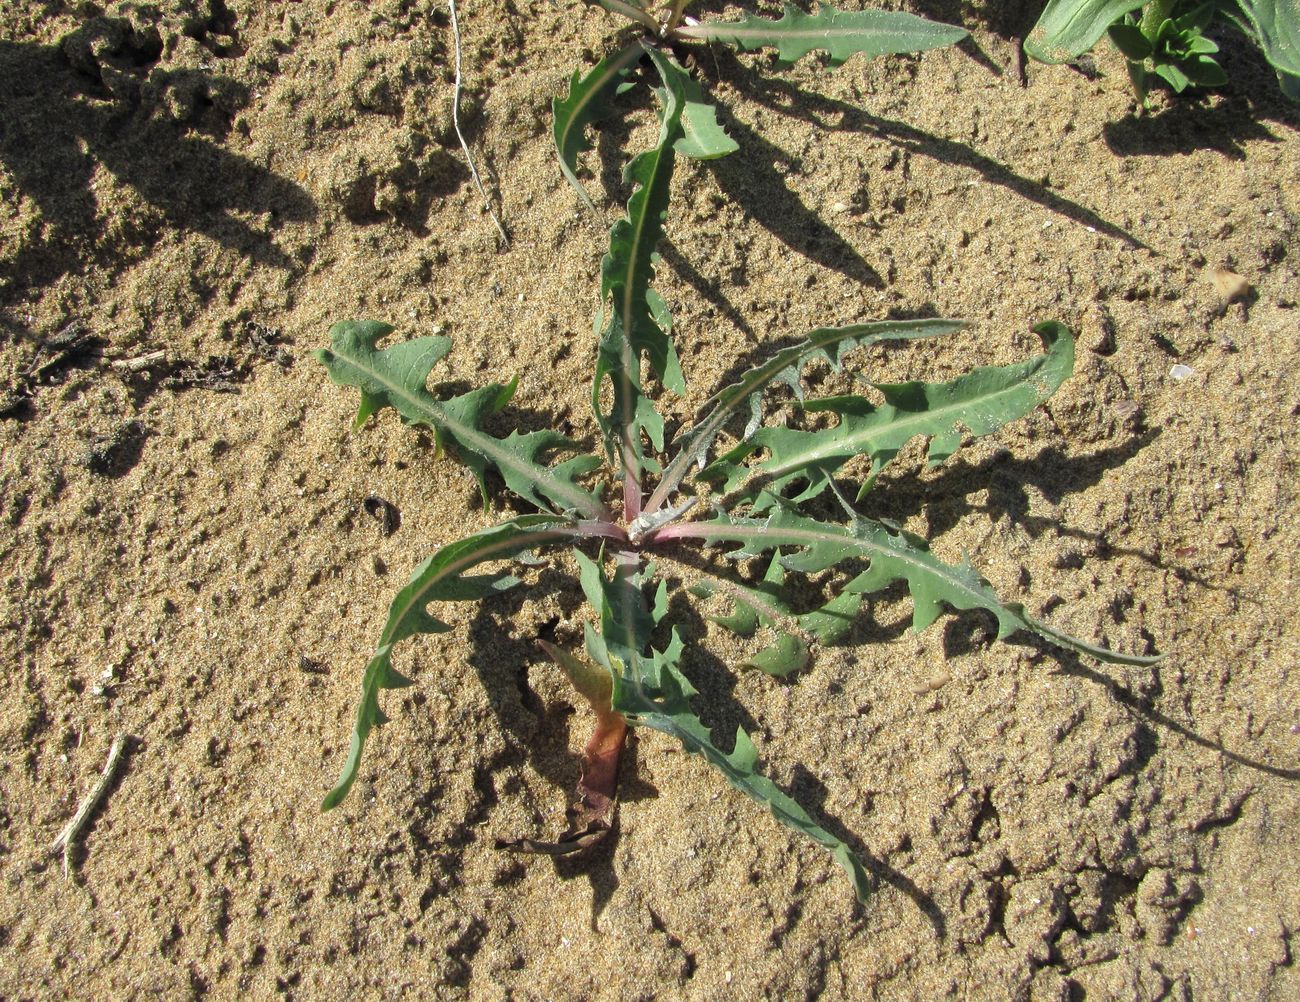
[317,321,607,520]
[1025,0,1147,63]
[676,2,968,67]
[646,319,966,515]
[593,44,688,497]
[689,551,811,676]
[702,321,1076,509]
[647,47,739,160]
[322,516,581,810]
[553,42,644,209]
[669,504,1162,666]
[577,550,870,900]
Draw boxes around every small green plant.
[315,51,1159,901]
[1026,0,1300,101]
[553,1,969,209]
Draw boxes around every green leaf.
[646,46,739,160]
[743,632,809,677]
[1025,0,1147,63]
[646,318,966,515]
[1154,60,1194,90]
[704,321,1076,509]
[317,321,608,520]
[677,505,1162,667]
[1223,0,1300,94]
[593,43,688,489]
[577,551,870,900]
[553,43,643,210]
[1174,2,1219,37]
[323,516,579,810]
[593,0,661,32]
[1178,54,1229,85]
[1108,21,1154,59]
[676,2,968,68]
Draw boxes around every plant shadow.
[789,764,947,937]
[1103,91,1289,159]
[866,431,1161,549]
[0,26,316,294]
[1031,645,1300,783]
[694,47,1148,251]
[465,572,666,924]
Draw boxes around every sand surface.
[2,1,1298,998]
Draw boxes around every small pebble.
[1169,364,1195,381]
[1113,399,1142,421]
[912,670,951,694]
[1210,267,1250,304]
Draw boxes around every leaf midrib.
[333,349,604,518]
[761,368,1049,478]
[380,523,575,647]
[688,519,1010,620]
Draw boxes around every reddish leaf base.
[496,712,628,856]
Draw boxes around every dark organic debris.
[363,495,401,537]
[83,420,150,478]
[161,355,245,393]
[245,322,294,368]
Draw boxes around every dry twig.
[448,0,510,247]
[49,733,131,879]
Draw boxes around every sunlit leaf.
[676,2,968,68]
[553,43,643,209]
[317,322,607,519]
[322,516,580,810]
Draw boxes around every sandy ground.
[2,1,1298,998]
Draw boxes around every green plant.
[553,1,969,209]
[315,52,1159,901]
[1025,0,1300,101]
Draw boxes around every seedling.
[316,57,1159,901]
[554,1,969,209]
[1026,0,1300,101]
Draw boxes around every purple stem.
[569,520,630,544]
[645,520,714,545]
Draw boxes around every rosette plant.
[315,46,1159,900]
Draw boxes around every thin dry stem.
[449,0,510,247]
[49,733,131,879]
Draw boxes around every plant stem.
[1140,0,1177,37]
[624,466,642,522]
[647,520,705,544]
[663,0,691,36]
[572,519,631,543]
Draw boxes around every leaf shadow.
[659,236,759,344]
[703,109,886,288]
[788,763,947,937]
[694,47,1148,251]
[909,0,1043,43]
[866,430,1161,550]
[1029,644,1300,783]
[464,569,588,788]
[0,28,316,293]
